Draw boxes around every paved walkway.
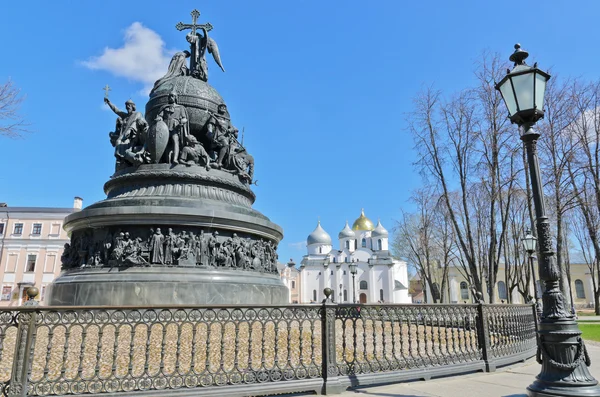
[330,344,600,397]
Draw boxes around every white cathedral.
[299,210,411,304]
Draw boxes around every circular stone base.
[47,267,289,306]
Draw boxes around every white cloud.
[288,241,306,251]
[83,22,174,93]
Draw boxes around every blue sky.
[1,1,599,265]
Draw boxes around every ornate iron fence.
[0,298,536,396]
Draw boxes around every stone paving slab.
[324,344,600,397]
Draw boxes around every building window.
[345,240,350,249]
[343,289,348,302]
[32,223,42,235]
[1,286,11,301]
[343,270,346,275]
[497,281,507,300]
[330,270,333,275]
[291,280,296,289]
[379,289,384,301]
[13,223,23,235]
[354,239,357,249]
[313,290,317,302]
[460,281,469,300]
[319,247,322,254]
[575,279,586,299]
[359,280,368,290]
[333,257,337,263]
[345,257,349,263]
[378,239,382,250]
[0,223,4,235]
[361,238,366,248]
[26,255,36,272]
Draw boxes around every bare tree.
[0,79,29,138]
[565,80,600,312]
[392,187,453,303]
[406,53,522,302]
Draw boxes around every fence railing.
[0,298,537,396]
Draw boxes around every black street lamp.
[496,44,599,397]
[522,229,542,320]
[349,262,357,304]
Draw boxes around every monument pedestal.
[48,267,288,306]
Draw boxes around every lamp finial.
[509,43,529,66]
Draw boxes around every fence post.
[321,288,344,395]
[476,302,495,372]
[8,308,37,397]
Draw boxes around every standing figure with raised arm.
[104,97,148,169]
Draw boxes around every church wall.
[307,243,332,256]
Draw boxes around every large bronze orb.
[145,76,230,139]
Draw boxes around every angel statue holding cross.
[179,9,225,82]
[152,9,225,92]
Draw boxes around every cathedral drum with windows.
[299,210,411,304]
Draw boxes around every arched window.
[460,281,469,300]
[333,257,336,263]
[359,280,368,290]
[343,289,348,302]
[313,290,317,302]
[431,283,441,301]
[345,240,350,249]
[361,238,366,248]
[319,246,322,254]
[497,281,507,300]
[575,279,586,299]
[377,239,382,250]
[354,239,357,249]
[379,289,384,301]
[291,281,296,289]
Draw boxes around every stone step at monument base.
[47,267,288,306]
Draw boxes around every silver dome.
[372,220,389,238]
[338,221,355,239]
[307,221,332,245]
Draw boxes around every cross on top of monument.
[175,9,213,35]
[103,84,111,99]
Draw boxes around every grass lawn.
[579,323,600,342]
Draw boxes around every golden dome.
[352,209,375,231]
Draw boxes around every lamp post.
[522,229,542,320]
[349,262,357,304]
[496,44,599,397]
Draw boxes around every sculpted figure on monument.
[155,92,189,164]
[224,128,255,183]
[206,103,234,169]
[164,228,176,265]
[208,231,220,267]
[152,50,191,92]
[123,237,147,266]
[105,98,149,170]
[149,228,165,264]
[61,243,74,268]
[180,135,211,170]
[197,230,209,267]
